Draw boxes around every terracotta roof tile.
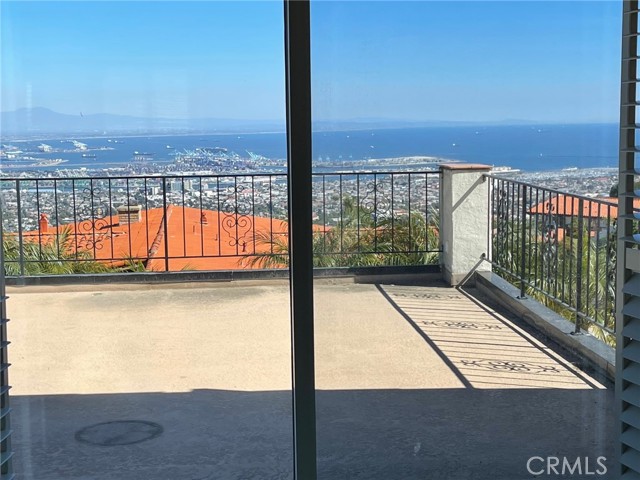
[22,205,323,272]
[528,195,622,219]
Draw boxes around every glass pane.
[311,1,618,478]
[1,1,293,478]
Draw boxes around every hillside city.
[0,138,620,234]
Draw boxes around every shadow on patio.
[6,281,614,479]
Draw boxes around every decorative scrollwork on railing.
[604,217,617,329]
[360,176,392,221]
[540,197,558,290]
[74,184,112,253]
[493,184,512,268]
[220,181,254,248]
[76,217,111,251]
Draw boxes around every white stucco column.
[440,163,492,286]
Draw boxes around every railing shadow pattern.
[376,284,607,390]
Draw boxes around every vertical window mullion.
[284,1,317,479]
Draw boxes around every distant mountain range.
[0,108,287,137]
[0,107,554,138]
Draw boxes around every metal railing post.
[485,175,492,265]
[162,177,169,272]
[519,183,527,299]
[15,181,24,278]
[575,198,584,333]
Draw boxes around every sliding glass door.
[1,2,295,479]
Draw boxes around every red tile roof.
[22,205,322,271]
[528,195,623,219]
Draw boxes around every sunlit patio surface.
[7,280,614,479]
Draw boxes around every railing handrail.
[0,170,441,183]
[1,173,285,182]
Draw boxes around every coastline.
[0,121,619,144]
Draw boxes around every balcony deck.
[7,280,614,479]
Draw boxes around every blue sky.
[0,1,622,124]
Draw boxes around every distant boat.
[562,167,578,172]
[81,153,96,158]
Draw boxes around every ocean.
[3,123,619,172]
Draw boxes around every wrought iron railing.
[0,171,441,276]
[486,175,617,339]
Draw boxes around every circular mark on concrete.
[75,420,163,446]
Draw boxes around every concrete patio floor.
[6,280,614,479]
